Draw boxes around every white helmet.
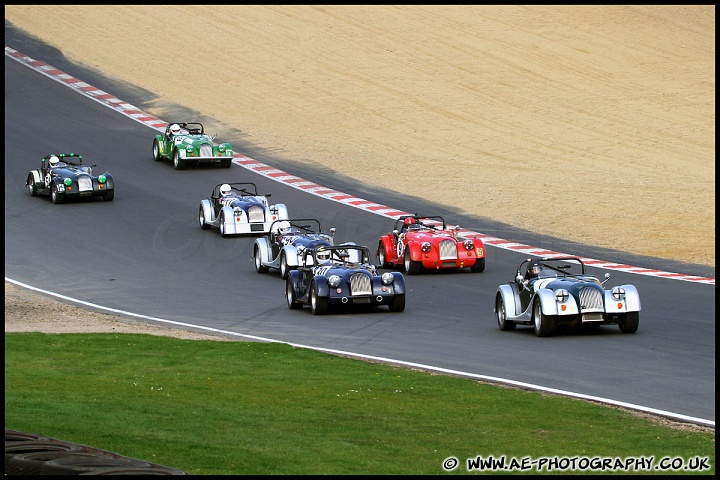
[317,248,332,262]
[272,220,291,233]
[220,183,232,197]
[170,124,181,136]
[48,155,60,168]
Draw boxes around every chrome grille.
[200,143,213,157]
[439,240,457,260]
[248,206,265,223]
[579,287,604,311]
[77,176,93,192]
[349,273,372,296]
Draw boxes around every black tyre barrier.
[78,466,192,475]
[41,456,155,475]
[4,430,191,475]
[5,440,87,472]
[7,451,111,475]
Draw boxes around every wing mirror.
[602,272,611,284]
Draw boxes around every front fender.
[605,284,641,312]
[389,272,405,294]
[313,276,330,297]
[200,199,215,222]
[254,237,271,262]
[536,288,580,316]
[378,235,395,260]
[102,173,115,189]
[270,203,289,221]
[497,284,520,318]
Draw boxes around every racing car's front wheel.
[404,249,421,275]
[310,283,329,315]
[286,279,302,309]
[152,140,162,162]
[103,189,114,202]
[618,312,639,334]
[533,299,555,337]
[172,150,185,170]
[470,257,486,273]
[389,294,405,312]
[496,295,516,331]
[26,174,37,196]
[254,246,269,273]
[199,206,210,230]
[219,212,229,237]
[50,182,65,204]
[378,242,389,268]
[280,252,293,279]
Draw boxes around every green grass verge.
[5,333,714,475]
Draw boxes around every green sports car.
[152,122,233,170]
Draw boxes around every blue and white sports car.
[198,182,289,236]
[253,218,338,279]
[494,257,641,337]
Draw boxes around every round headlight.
[63,177,72,186]
[611,286,626,300]
[464,239,474,250]
[98,174,106,184]
[381,272,394,285]
[421,242,431,253]
[555,289,569,303]
[328,275,341,288]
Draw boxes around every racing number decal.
[315,266,332,276]
[44,171,52,188]
[397,234,406,258]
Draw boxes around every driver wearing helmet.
[525,262,543,281]
[316,248,332,264]
[48,155,60,169]
[216,183,236,209]
[169,123,183,140]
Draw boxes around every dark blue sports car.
[26,153,115,204]
[286,245,406,314]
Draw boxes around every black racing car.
[26,153,115,203]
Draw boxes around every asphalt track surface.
[4,25,715,427]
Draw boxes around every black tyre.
[280,252,293,279]
[50,182,65,204]
[26,174,38,196]
[254,246,269,273]
[378,242,389,268]
[221,158,232,168]
[172,149,185,170]
[619,311,639,333]
[286,278,301,309]
[310,283,329,315]
[219,212,228,237]
[41,455,153,475]
[199,205,210,230]
[533,298,555,337]
[8,452,109,476]
[389,294,405,312]
[103,189,114,201]
[470,257,486,273]
[404,249,421,275]
[496,294,516,331]
[152,139,162,161]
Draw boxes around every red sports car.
[376,215,486,274]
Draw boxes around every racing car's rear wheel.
[152,140,162,162]
[389,294,405,312]
[286,279,302,309]
[310,283,329,315]
[618,312,639,334]
[199,206,210,230]
[26,174,37,196]
[172,150,185,170]
[50,182,65,204]
[496,295,516,331]
[404,249,421,275]
[533,299,555,337]
[254,246,269,273]
[470,257,486,273]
